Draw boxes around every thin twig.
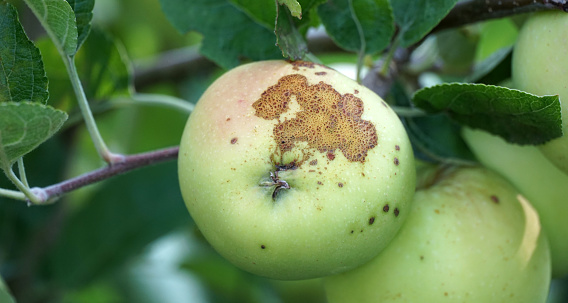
[434,0,568,32]
[29,146,179,205]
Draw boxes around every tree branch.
[434,0,568,32]
[29,146,179,205]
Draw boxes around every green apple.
[178,60,416,280]
[512,11,568,175]
[462,127,568,278]
[324,166,551,302]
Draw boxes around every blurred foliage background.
[0,0,567,302]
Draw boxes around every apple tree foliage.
[0,0,567,302]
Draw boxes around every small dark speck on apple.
[394,157,399,166]
[383,204,389,212]
[231,137,238,144]
[261,245,266,249]
[491,195,499,204]
[338,182,344,188]
[394,208,399,217]
[369,217,375,225]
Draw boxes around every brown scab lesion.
[230,137,238,144]
[252,74,378,166]
[369,217,375,225]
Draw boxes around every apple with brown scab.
[178,60,416,280]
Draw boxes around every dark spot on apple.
[395,145,400,151]
[226,118,231,121]
[261,245,266,249]
[491,195,499,204]
[354,89,359,94]
[394,208,399,217]
[383,204,389,212]
[434,209,440,214]
[350,230,354,234]
[420,255,424,260]
[315,71,327,76]
[369,217,375,225]
[317,181,323,185]
[310,159,318,166]
[230,137,238,144]
[444,292,448,296]
[361,172,365,177]
[394,157,399,165]
[327,152,335,161]
[338,182,344,188]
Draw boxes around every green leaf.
[318,0,394,55]
[0,102,67,168]
[391,0,458,47]
[23,0,78,56]
[160,0,282,69]
[229,0,276,29]
[65,0,95,51]
[0,3,48,104]
[391,82,475,163]
[46,161,189,288]
[35,28,131,111]
[279,0,302,19]
[412,83,563,145]
[0,276,15,303]
[276,4,309,60]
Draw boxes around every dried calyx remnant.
[253,61,379,199]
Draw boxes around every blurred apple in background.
[324,165,551,302]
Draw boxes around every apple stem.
[259,170,291,201]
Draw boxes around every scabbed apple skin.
[463,127,568,278]
[512,11,568,175]
[324,166,551,303]
[178,60,415,280]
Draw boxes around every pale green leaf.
[24,0,78,56]
[279,0,302,19]
[0,102,68,167]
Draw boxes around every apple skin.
[178,60,416,280]
[512,11,568,175]
[462,127,568,278]
[324,166,551,303]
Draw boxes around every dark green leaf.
[465,47,511,83]
[404,114,476,163]
[35,28,131,111]
[391,0,458,47]
[46,161,190,288]
[276,4,309,60]
[159,0,282,69]
[318,0,393,55]
[0,3,48,104]
[413,83,563,145]
[0,102,67,168]
[390,82,475,163]
[23,0,78,56]
[229,0,276,29]
[65,0,95,51]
